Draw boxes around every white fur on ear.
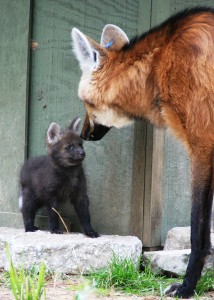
[71,28,100,72]
[100,24,129,50]
[47,122,61,145]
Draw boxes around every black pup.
[19,117,99,238]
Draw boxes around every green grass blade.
[5,243,22,299]
[36,261,46,298]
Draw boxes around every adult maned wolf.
[71,7,214,298]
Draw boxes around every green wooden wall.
[1,0,213,247]
[0,0,31,226]
[28,0,145,236]
[160,0,214,243]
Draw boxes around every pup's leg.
[73,192,99,238]
[47,200,63,234]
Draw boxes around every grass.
[1,250,213,299]
[195,268,214,295]
[88,255,178,296]
[4,244,47,300]
[88,254,214,298]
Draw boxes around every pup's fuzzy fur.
[19,118,99,238]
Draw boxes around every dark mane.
[122,6,214,51]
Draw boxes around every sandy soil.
[0,280,213,300]
[0,275,213,299]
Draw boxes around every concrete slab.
[0,227,142,274]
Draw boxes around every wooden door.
[28,0,149,237]
[0,0,31,227]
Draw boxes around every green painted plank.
[161,0,214,243]
[0,0,31,225]
[131,0,157,245]
[29,0,147,236]
[140,0,170,247]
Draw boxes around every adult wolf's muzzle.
[80,113,111,141]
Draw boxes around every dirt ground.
[0,279,213,300]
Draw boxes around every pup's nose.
[80,150,85,158]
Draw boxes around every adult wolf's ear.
[71,28,107,72]
[47,123,62,145]
[100,24,129,51]
[71,26,129,71]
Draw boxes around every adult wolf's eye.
[65,145,73,151]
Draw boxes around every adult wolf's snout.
[81,113,111,141]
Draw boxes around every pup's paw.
[50,228,63,234]
[85,230,100,238]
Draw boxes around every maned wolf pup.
[19,118,99,238]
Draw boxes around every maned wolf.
[71,7,214,298]
[19,118,99,238]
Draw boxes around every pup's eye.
[65,145,73,151]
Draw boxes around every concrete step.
[0,227,142,274]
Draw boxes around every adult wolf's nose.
[81,113,111,141]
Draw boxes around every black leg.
[72,193,99,238]
[165,155,213,298]
[47,201,63,234]
[21,191,39,232]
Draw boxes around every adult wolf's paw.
[164,283,193,298]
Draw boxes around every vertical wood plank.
[130,0,152,239]
[29,0,142,235]
[0,0,31,226]
[141,0,171,247]
[143,126,165,247]
[161,0,214,243]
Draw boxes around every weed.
[88,254,180,295]
[88,254,214,298]
[6,244,46,300]
[196,268,214,295]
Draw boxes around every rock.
[164,227,191,250]
[143,249,214,276]
[164,226,214,250]
[143,226,214,276]
[143,249,190,276]
[0,227,142,274]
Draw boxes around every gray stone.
[164,227,191,250]
[143,248,214,276]
[164,226,214,250]
[143,226,214,276]
[0,227,142,274]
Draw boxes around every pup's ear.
[46,122,62,145]
[100,24,129,51]
[69,117,81,134]
[71,28,107,72]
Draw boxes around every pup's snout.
[79,149,85,158]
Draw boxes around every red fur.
[73,8,214,298]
